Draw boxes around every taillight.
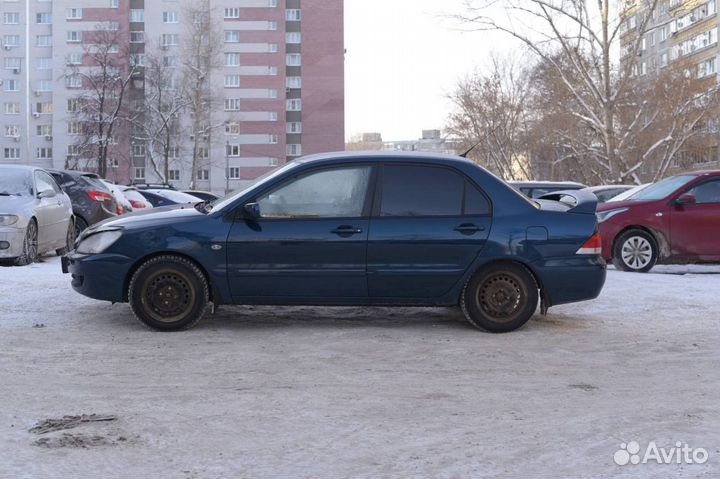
[86,190,113,202]
[129,200,146,209]
[116,205,125,215]
[576,232,602,255]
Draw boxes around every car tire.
[14,219,39,266]
[461,262,539,333]
[612,229,658,273]
[74,216,88,238]
[128,255,210,331]
[56,219,75,256]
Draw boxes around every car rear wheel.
[612,229,658,273]
[128,255,210,331]
[14,219,38,266]
[461,263,539,333]
[56,219,75,256]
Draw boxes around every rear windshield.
[122,189,147,203]
[0,169,33,196]
[153,190,202,203]
[629,175,695,201]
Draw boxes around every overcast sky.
[344,0,512,142]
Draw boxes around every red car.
[597,170,720,272]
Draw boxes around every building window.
[287,122,302,134]
[130,54,145,67]
[168,169,180,181]
[224,98,241,111]
[37,102,53,114]
[286,9,301,21]
[67,31,83,43]
[67,122,82,135]
[36,57,52,70]
[227,167,240,179]
[224,75,241,88]
[269,111,278,121]
[133,144,146,156]
[286,32,301,44]
[134,167,146,180]
[161,34,178,46]
[67,145,81,156]
[36,124,52,136]
[130,9,144,22]
[198,147,209,159]
[226,144,240,157]
[36,13,52,24]
[130,31,144,43]
[66,53,83,65]
[4,103,21,114]
[225,30,240,43]
[4,148,21,160]
[66,8,82,20]
[286,99,302,111]
[4,125,20,137]
[224,8,240,19]
[36,35,53,47]
[286,76,301,89]
[4,80,19,92]
[163,56,180,68]
[269,21,278,31]
[286,53,301,66]
[36,147,52,159]
[36,80,53,92]
[111,0,119,9]
[225,122,240,134]
[162,11,179,23]
[3,35,20,47]
[225,53,241,67]
[4,58,21,70]
[66,74,82,88]
[698,57,717,77]
[287,144,302,156]
[4,13,20,25]
[197,169,209,181]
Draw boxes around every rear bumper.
[62,251,133,302]
[534,256,607,307]
[0,227,25,259]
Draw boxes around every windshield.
[209,161,300,212]
[628,175,695,201]
[0,169,33,196]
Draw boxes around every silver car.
[0,165,74,265]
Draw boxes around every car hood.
[0,195,36,215]
[596,199,655,212]
[86,203,205,232]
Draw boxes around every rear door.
[367,164,492,299]
[670,178,720,259]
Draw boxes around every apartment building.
[0,0,344,193]
[622,0,720,171]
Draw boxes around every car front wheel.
[14,219,38,266]
[612,229,658,273]
[128,255,210,331]
[461,262,539,333]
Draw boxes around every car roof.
[0,164,41,172]
[585,185,634,192]
[46,168,101,178]
[294,150,474,167]
[508,180,586,187]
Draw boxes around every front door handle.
[454,223,485,235]
[331,225,363,237]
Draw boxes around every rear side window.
[379,165,489,217]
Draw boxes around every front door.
[367,164,492,299]
[226,165,374,301]
[670,178,720,259]
[34,170,67,249]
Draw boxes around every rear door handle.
[331,225,363,236]
[454,223,485,235]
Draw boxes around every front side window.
[257,167,371,219]
[687,179,720,203]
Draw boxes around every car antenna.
[459,141,481,158]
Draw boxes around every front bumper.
[0,227,25,259]
[62,251,134,303]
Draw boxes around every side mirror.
[38,189,56,199]
[675,194,696,206]
[242,202,261,219]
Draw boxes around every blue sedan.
[62,152,606,332]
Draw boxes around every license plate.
[61,255,69,274]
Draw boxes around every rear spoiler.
[538,189,598,214]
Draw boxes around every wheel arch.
[612,225,669,260]
[459,258,544,306]
[122,251,224,304]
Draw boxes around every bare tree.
[345,133,385,151]
[66,27,139,178]
[459,0,661,182]
[446,55,532,180]
[181,1,223,189]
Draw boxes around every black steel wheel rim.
[143,270,196,323]
[477,273,524,322]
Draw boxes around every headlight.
[0,215,19,226]
[596,208,629,223]
[76,230,122,254]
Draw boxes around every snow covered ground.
[0,256,718,479]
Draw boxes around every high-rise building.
[0,0,344,193]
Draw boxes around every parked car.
[509,180,587,199]
[183,190,219,202]
[584,185,636,203]
[0,165,74,265]
[120,186,153,210]
[63,152,606,332]
[137,189,202,207]
[100,180,133,215]
[606,183,651,203]
[47,169,117,236]
[597,171,720,272]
